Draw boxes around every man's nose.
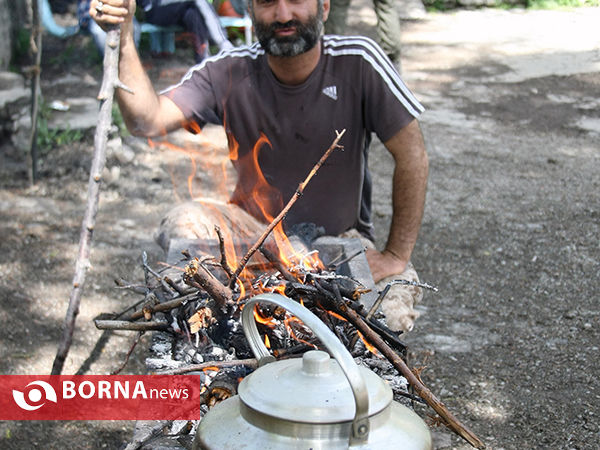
[273,0,293,23]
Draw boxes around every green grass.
[526,0,599,8]
[425,0,598,11]
[36,99,84,154]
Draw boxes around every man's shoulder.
[205,43,265,70]
[322,35,403,82]
[322,35,397,74]
[322,35,387,58]
[161,44,264,96]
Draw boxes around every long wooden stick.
[27,0,42,185]
[337,303,486,449]
[228,129,346,288]
[52,27,131,375]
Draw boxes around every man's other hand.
[90,0,136,29]
[365,248,408,283]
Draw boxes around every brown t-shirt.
[163,35,424,240]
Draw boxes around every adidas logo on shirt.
[322,85,338,100]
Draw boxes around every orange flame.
[284,316,318,349]
[154,119,328,296]
[356,330,379,355]
[326,311,347,322]
[253,305,276,328]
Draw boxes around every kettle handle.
[242,293,370,446]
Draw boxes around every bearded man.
[91,0,429,333]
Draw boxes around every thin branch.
[94,320,169,331]
[215,225,234,278]
[154,358,258,375]
[337,303,485,449]
[229,129,346,288]
[328,247,366,271]
[122,293,197,321]
[184,259,233,309]
[27,0,42,185]
[111,331,144,375]
[52,27,132,375]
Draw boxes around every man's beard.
[252,6,324,57]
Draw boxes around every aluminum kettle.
[193,293,432,449]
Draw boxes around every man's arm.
[90,0,186,136]
[366,119,428,283]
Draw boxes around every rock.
[0,71,31,149]
[399,0,427,20]
[46,97,99,131]
[108,139,137,164]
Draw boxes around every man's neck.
[266,41,322,86]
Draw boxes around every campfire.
[93,132,483,449]
[99,233,428,446]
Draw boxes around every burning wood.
[95,131,484,449]
[98,235,484,447]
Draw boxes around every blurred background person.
[138,0,233,63]
[325,0,402,69]
[77,0,141,54]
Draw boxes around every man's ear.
[322,0,330,21]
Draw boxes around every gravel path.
[0,5,598,449]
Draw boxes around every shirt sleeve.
[361,44,425,143]
[162,63,222,128]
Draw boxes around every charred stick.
[114,277,149,295]
[349,313,408,357]
[285,281,321,299]
[229,129,346,288]
[183,276,203,292]
[259,246,297,283]
[395,390,427,405]
[215,225,234,279]
[272,343,314,358]
[314,308,347,346]
[123,420,172,450]
[111,331,144,375]
[328,247,366,271]
[185,259,233,309]
[142,251,178,296]
[164,276,194,296]
[335,303,485,449]
[363,316,407,357]
[154,358,258,375]
[94,320,169,331]
[312,277,366,309]
[310,278,405,353]
[124,293,197,321]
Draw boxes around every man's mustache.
[270,20,302,32]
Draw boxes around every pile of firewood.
[94,130,484,448]
[96,232,482,449]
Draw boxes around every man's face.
[250,0,325,57]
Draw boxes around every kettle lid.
[239,350,392,423]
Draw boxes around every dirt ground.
[1,3,599,450]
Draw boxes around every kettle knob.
[302,350,332,375]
